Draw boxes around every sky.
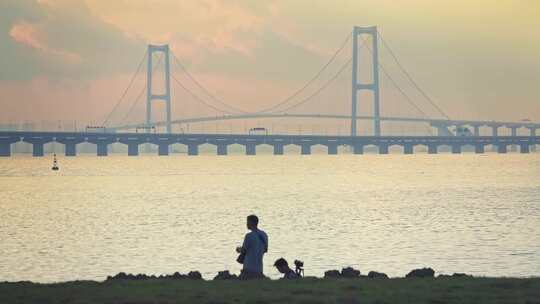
[0,0,539,128]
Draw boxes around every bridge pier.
[188,144,199,156]
[378,144,389,155]
[0,143,11,156]
[528,128,537,152]
[246,144,256,155]
[273,144,284,155]
[327,144,338,155]
[473,125,481,136]
[301,144,311,155]
[56,138,84,156]
[23,137,52,157]
[65,143,76,156]
[118,138,142,156]
[0,137,19,156]
[520,143,530,154]
[128,143,139,156]
[158,143,169,156]
[451,144,461,154]
[353,144,363,154]
[87,137,116,156]
[510,127,518,152]
[97,143,109,156]
[404,144,413,155]
[475,144,485,154]
[217,144,228,155]
[497,144,507,154]
[428,144,438,154]
[150,139,175,156]
[490,125,500,137]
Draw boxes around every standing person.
[236,215,268,279]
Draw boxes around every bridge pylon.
[147,44,172,134]
[351,26,381,137]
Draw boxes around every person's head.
[273,258,290,274]
[246,214,259,230]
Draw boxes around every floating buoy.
[51,154,59,171]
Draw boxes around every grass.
[1,277,539,304]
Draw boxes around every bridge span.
[112,113,540,137]
[0,131,538,157]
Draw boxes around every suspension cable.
[171,52,249,114]
[257,32,352,113]
[377,30,450,119]
[171,74,233,114]
[102,49,148,126]
[274,56,352,113]
[119,53,163,125]
[360,37,429,118]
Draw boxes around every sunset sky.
[0,0,539,128]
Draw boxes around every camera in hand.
[294,260,304,277]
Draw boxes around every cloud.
[9,19,82,63]
[0,0,145,81]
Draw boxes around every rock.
[406,267,435,278]
[367,271,388,279]
[341,267,361,278]
[188,271,202,280]
[324,270,341,278]
[172,272,186,279]
[213,270,238,280]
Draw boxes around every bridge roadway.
[0,131,538,157]
[111,113,540,136]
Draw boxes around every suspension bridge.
[0,26,538,157]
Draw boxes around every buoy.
[51,154,59,171]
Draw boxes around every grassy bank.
[1,277,539,304]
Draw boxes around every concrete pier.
[56,138,84,156]
[404,144,413,155]
[158,144,169,156]
[0,137,19,157]
[301,144,311,155]
[128,143,139,156]
[273,144,284,155]
[475,144,485,154]
[217,144,228,155]
[246,144,256,155]
[328,144,338,155]
[188,144,199,156]
[379,144,389,154]
[0,143,11,156]
[23,137,52,157]
[353,144,363,154]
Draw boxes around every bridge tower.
[147,44,172,133]
[351,26,381,137]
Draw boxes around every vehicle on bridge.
[455,126,473,136]
[248,127,268,135]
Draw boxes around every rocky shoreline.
[105,266,472,282]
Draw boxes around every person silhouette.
[236,215,268,279]
[273,258,299,279]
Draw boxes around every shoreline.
[1,276,539,304]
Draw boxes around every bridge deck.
[0,131,538,157]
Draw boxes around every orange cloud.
[9,20,82,64]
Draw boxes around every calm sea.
[1,153,539,282]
